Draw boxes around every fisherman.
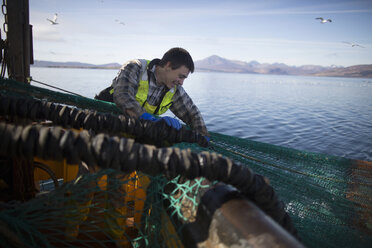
[95,47,209,140]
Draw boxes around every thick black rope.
[0,121,299,238]
[0,94,208,147]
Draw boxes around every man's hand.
[159,116,182,130]
[126,109,140,118]
[139,113,182,130]
[204,135,211,146]
[139,112,157,121]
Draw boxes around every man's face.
[163,62,190,89]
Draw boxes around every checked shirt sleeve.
[170,86,209,136]
[112,60,145,117]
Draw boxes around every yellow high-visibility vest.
[136,80,175,115]
[111,60,175,115]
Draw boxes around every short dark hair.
[158,47,194,73]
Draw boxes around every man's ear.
[164,62,172,71]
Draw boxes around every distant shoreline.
[32,65,120,70]
[31,56,372,79]
[31,65,372,79]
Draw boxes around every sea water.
[30,67,372,161]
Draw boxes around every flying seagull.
[315,17,332,23]
[342,41,365,48]
[47,13,59,25]
[115,19,125,26]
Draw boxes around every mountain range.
[194,55,372,78]
[32,56,372,78]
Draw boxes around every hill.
[311,65,372,78]
[32,57,372,78]
[195,55,372,78]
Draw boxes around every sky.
[15,0,372,67]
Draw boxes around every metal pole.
[6,0,32,83]
[182,185,304,248]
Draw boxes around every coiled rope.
[0,94,208,147]
[0,121,299,238]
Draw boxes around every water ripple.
[31,68,372,161]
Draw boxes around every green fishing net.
[177,134,372,247]
[0,78,371,248]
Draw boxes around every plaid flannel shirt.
[111,59,208,136]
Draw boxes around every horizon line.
[32,56,372,68]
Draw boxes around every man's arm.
[112,59,146,117]
[170,87,209,136]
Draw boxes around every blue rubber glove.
[198,135,210,147]
[158,116,182,130]
[139,112,157,121]
[140,113,182,130]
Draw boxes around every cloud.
[113,6,372,18]
[219,8,372,17]
[33,26,65,42]
[325,53,339,58]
